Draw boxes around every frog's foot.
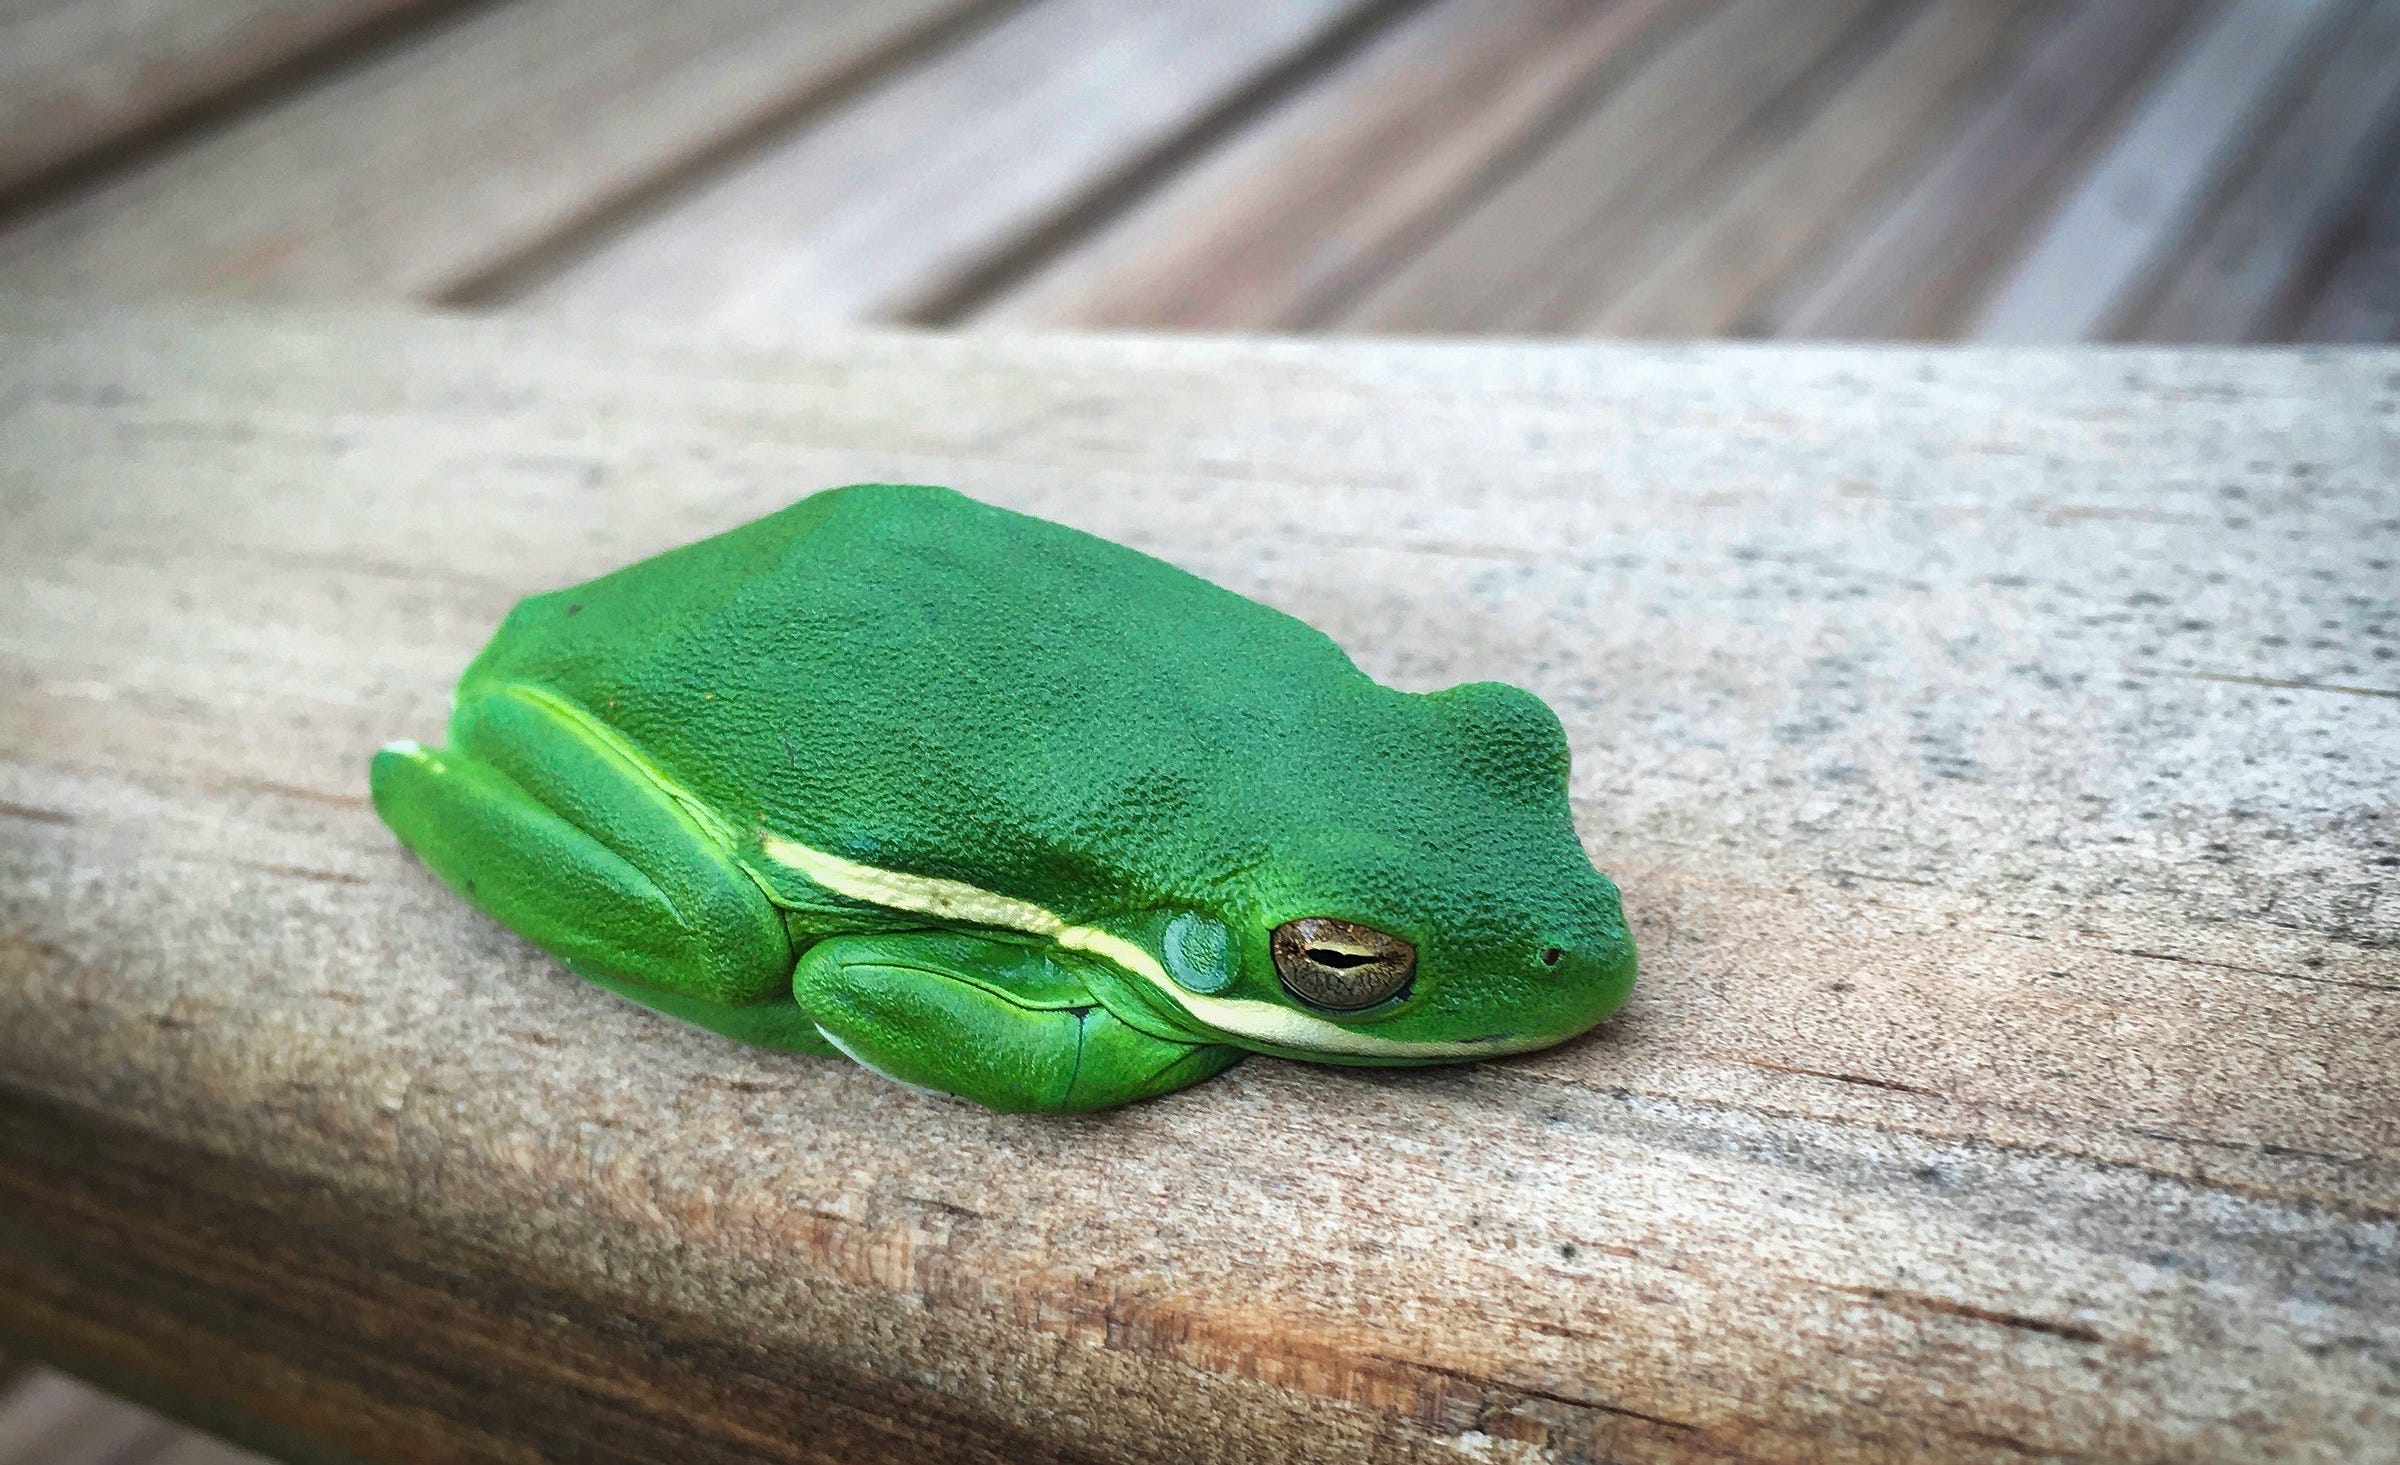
[793,931,1244,1113]
[369,685,804,1042]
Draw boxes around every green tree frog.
[371,485,1635,1112]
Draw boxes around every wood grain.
[0,0,438,199]
[970,0,1689,331]
[511,0,1384,327]
[1770,0,2204,339]
[1970,0,2350,341]
[0,0,980,302]
[1593,0,2052,338]
[1,305,2396,1463]
[1336,0,1886,334]
[2131,0,2400,341]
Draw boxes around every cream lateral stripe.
[758,832,1531,1060]
[758,834,1067,934]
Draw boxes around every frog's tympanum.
[372,485,1635,1111]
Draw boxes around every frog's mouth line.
[754,831,1533,1061]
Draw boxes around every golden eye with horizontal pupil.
[1270,918,1417,1012]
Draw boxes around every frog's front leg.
[368,684,813,1047]
[795,932,1243,1112]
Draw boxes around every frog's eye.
[1270,918,1417,1012]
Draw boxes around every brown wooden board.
[0,0,440,199]
[508,0,1387,327]
[1769,0,2205,340]
[971,0,1691,331]
[0,0,981,302]
[1,305,2396,1463]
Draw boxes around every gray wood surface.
[0,0,436,198]
[2,304,2395,1463]
[0,0,979,302]
[511,0,1382,327]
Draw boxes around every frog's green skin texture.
[370,484,1634,1112]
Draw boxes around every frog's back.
[466,486,856,677]
[460,485,1384,916]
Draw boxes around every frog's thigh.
[794,934,1243,1113]
[369,689,792,1009]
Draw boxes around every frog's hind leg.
[369,685,812,1049]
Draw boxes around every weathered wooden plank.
[969,0,1688,331]
[1594,0,2052,338]
[2132,0,2400,341]
[1335,0,1887,334]
[1971,0,2351,341]
[0,0,980,301]
[1,306,2396,1463]
[0,0,438,199]
[2294,138,2400,341]
[510,0,1384,327]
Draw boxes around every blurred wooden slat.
[1490,0,1941,335]
[1971,0,2351,341]
[510,0,1385,327]
[2131,0,2400,341]
[4,0,2389,349]
[968,0,1689,331]
[1335,0,1887,334]
[0,0,440,199]
[2293,141,2400,340]
[1771,0,2203,339]
[0,1371,172,1465]
[0,0,981,301]
[1594,0,2052,338]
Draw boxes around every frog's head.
[1108,680,1636,1067]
